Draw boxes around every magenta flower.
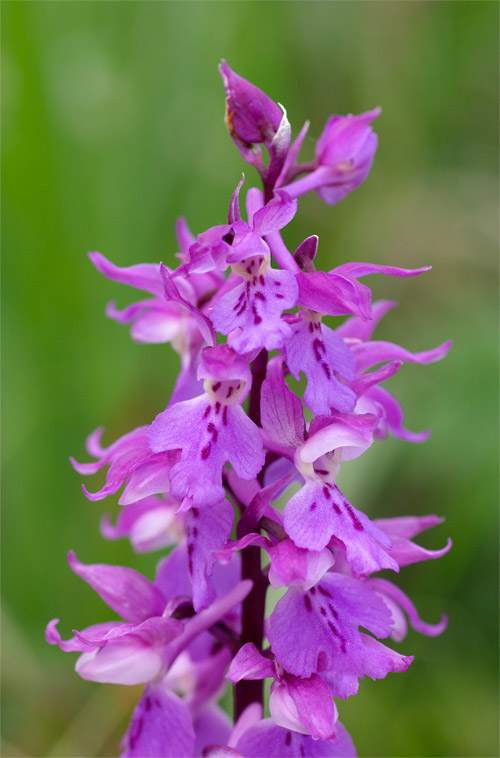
[50,62,452,757]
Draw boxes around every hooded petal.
[270,674,337,740]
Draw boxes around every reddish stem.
[233,349,269,720]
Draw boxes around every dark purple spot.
[333,502,342,514]
[192,527,198,537]
[312,338,326,362]
[274,279,281,286]
[254,291,266,301]
[318,585,332,598]
[315,322,322,331]
[207,422,218,442]
[323,486,330,499]
[246,265,253,274]
[226,385,234,398]
[345,503,364,531]
[222,406,228,426]
[187,543,194,573]
[320,606,327,616]
[252,303,262,325]
[128,716,144,750]
[192,507,199,517]
[310,586,316,595]
[327,620,339,636]
[144,697,152,711]
[212,381,221,392]
[285,732,292,746]
[321,361,331,380]
[259,275,265,286]
[328,603,339,619]
[315,469,328,476]
[215,401,221,414]
[236,303,247,316]
[300,745,305,757]
[201,443,211,459]
[222,230,235,245]
[203,405,211,419]
[275,293,284,299]
[304,595,312,612]
[308,322,314,333]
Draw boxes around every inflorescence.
[47,62,452,758]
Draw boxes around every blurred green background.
[2,2,498,757]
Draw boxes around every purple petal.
[293,234,318,269]
[67,551,166,623]
[296,271,372,320]
[175,217,196,258]
[260,357,305,449]
[235,719,354,757]
[101,496,180,553]
[161,264,216,347]
[333,261,431,280]
[276,120,310,188]
[46,619,123,653]
[376,516,452,568]
[211,264,297,354]
[236,473,294,537]
[219,60,282,146]
[268,573,392,679]
[154,545,193,602]
[375,514,445,540]
[350,360,402,398]
[150,395,264,508]
[352,339,452,373]
[335,300,397,341]
[300,415,376,464]
[228,703,262,749]
[316,109,381,166]
[268,540,335,591]
[198,344,252,385]
[322,633,413,698]
[119,453,178,505]
[270,674,337,740]
[284,318,357,416]
[120,683,195,757]
[194,704,233,758]
[228,175,245,224]
[370,578,448,638]
[365,385,431,443]
[284,481,397,575]
[252,192,297,237]
[187,499,235,611]
[266,110,292,190]
[88,252,164,297]
[226,642,276,683]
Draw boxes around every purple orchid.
[51,63,451,757]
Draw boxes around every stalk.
[233,349,268,720]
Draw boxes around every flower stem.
[234,349,269,720]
